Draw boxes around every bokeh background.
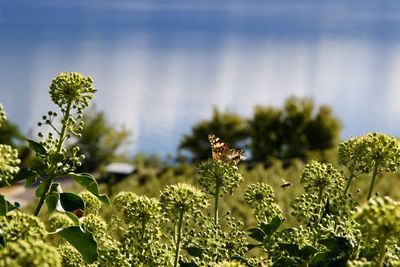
[2,0,400,156]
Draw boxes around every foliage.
[72,108,130,173]
[249,96,341,161]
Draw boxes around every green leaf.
[0,229,5,248]
[0,195,7,216]
[46,192,60,213]
[69,173,110,205]
[185,246,203,257]
[60,193,85,212]
[319,236,351,257]
[0,195,19,216]
[49,152,64,164]
[248,227,265,242]
[35,182,46,197]
[64,211,81,225]
[272,257,300,267]
[27,139,47,155]
[10,168,37,185]
[58,226,98,263]
[310,252,330,267]
[299,245,318,260]
[179,262,198,267]
[278,243,300,257]
[260,216,283,236]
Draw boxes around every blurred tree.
[0,120,24,147]
[281,96,314,158]
[179,108,248,162]
[248,96,341,162]
[248,106,282,161]
[73,109,131,173]
[305,105,341,159]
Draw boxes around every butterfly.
[208,134,245,165]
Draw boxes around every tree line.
[179,96,341,163]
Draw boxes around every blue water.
[1,1,400,156]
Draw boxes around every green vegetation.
[0,73,400,266]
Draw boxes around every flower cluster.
[0,211,46,242]
[340,133,400,174]
[300,161,344,199]
[114,192,161,226]
[244,183,282,223]
[197,159,243,196]
[80,191,102,215]
[0,144,20,186]
[0,239,61,267]
[49,72,96,110]
[160,183,208,221]
[47,212,74,231]
[356,196,400,241]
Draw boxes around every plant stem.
[367,162,379,200]
[174,210,185,267]
[33,101,73,216]
[214,182,221,226]
[377,234,388,267]
[33,178,53,216]
[343,171,355,196]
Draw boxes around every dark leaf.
[248,227,265,242]
[27,139,47,155]
[319,236,351,256]
[179,261,198,267]
[260,216,283,236]
[278,243,300,257]
[69,173,110,205]
[272,257,300,267]
[310,252,330,267]
[185,246,203,257]
[60,193,85,212]
[46,192,60,213]
[64,211,80,225]
[49,152,64,164]
[299,245,318,260]
[0,195,7,216]
[58,226,98,263]
[247,243,259,250]
[10,168,37,185]
[35,182,46,197]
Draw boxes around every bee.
[280,179,292,189]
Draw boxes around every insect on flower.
[208,134,245,165]
[280,179,292,189]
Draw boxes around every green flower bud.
[197,159,243,196]
[80,191,102,215]
[49,72,96,110]
[0,211,46,242]
[48,212,74,231]
[0,239,61,267]
[0,144,20,186]
[160,183,208,220]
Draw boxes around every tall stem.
[377,234,389,267]
[214,182,221,226]
[34,101,73,216]
[343,171,355,196]
[367,162,379,200]
[174,210,185,267]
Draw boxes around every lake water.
[1,1,400,156]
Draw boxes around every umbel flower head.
[160,183,208,220]
[49,72,96,110]
[300,161,344,197]
[355,196,400,242]
[0,239,61,267]
[244,182,282,222]
[0,144,20,186]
